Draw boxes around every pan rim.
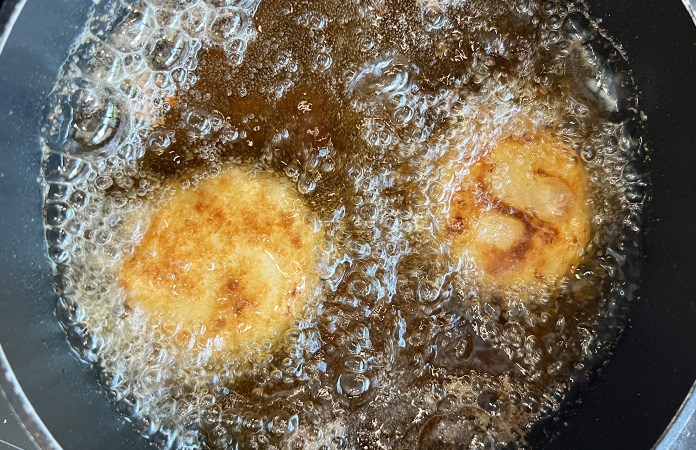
[0,4,62,450]
[0,345,61,450]
[681,0,696,25]
[654,380,696,449]
[0,0,25,55]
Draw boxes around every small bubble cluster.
[41,0,646,449]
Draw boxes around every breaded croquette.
[119,166,320,355]
[446,132,591,287]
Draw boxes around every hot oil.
[40,0,646,449]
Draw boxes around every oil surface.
[41,0,646,449]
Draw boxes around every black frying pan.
[0,1,695,449]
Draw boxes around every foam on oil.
[41,0,646,448]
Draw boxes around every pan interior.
[33,0,650,448]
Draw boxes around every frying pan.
[1,0,695,449]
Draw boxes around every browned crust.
[119,166,319,355]
[446,132,591,286]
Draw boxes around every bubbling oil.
[41,0,646,449]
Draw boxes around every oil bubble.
[44,203,73,227]
[184,108,212,136]
[181,6,209,36]
[145,28,190,70]
[74,39,124,83]
[422,5,445,31]
[148,0,200,10]
[207,8,250,42]
[205,0,260,9]
[109,2,157,53]
[337,372,371,397]
[313,52,333,72]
